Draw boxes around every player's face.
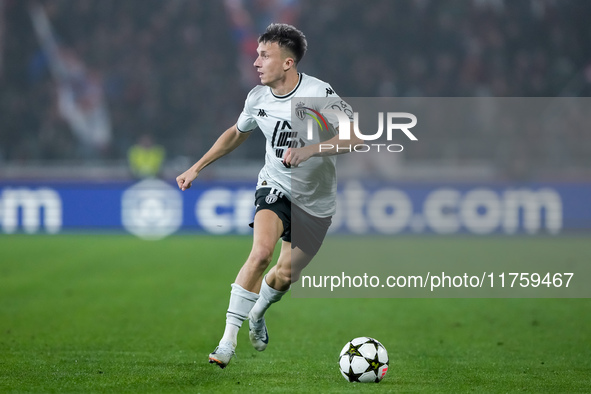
[254,41,290,86]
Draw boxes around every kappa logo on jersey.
[257,109,268,117]
[325,87,335,96]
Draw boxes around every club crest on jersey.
[295,103,329,132]
[265,194,278,204]
[295,102,307,120]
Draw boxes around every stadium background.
[1,1,591,392]
[1,0,591,236]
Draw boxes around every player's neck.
[269,71,300,96]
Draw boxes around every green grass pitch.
[1,235,590,392]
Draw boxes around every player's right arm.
[176,124,250,191]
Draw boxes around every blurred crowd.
[1,0,590,179]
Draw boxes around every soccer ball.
[338,337,389,383]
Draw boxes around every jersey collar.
[271,73,303,100]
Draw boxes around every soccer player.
[176,23,360,368]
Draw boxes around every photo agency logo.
[295,101,418,153]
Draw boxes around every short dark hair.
[258,23,307,65]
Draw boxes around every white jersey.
[236,73,352,217]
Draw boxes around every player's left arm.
[283,122,362,167]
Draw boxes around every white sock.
[220,283,259,346]
[249,275,289,322]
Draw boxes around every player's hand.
[283,146,313,168]
[176,169,198,191]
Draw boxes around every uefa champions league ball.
[338,337,389,383]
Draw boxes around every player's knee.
[247,247,274,268]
